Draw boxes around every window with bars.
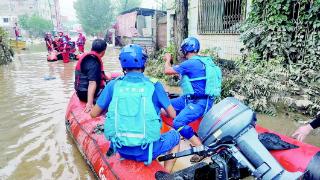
[3,18,9,23]
[198,0,246,34]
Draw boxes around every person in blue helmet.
[163,37,222,163]
[90,44,180,172]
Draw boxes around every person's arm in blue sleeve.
[90,80,115,118]
[154,82,176,118]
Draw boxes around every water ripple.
[0,52,99,179]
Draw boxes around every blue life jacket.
[105,75,161,164]
[180,56,222,97]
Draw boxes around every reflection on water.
[0,52,93,179]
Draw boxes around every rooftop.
[120,7,166,16]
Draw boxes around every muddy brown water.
[0,50,318,179]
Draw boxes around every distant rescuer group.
[70,35,319,172]
[44,31,86,63]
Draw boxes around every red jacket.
[77,35,86,46]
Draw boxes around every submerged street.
[0,49,120,179]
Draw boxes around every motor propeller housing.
[198,97,303,179]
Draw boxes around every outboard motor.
[198,97,303,179]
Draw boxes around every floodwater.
[0,48,319,179]
[258,113,320,147]
[0,48,120,179]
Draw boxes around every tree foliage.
[74,0,115,36]
[235,0,320,115]
[145,43,179,86]
[18,14,53,37]
[116,0,142,13]
[0,27,14,65]
[241,0,320,76]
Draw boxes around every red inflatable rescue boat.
[65,94,320,179]
[66,93,166,179]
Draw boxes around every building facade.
[0,0,61,33]
[115,8,167,53]
[167,0,252,60]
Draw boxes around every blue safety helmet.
[180,37,200,55]
[119,44,148,69]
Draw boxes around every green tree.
[18,14,53,37]
[232,0,320,115]
[0,27,14,65]
[74,0,115,36]
[116,0,142,12]
[18,15,29,30]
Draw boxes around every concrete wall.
[157,16,167,49]
[166,0,175,45]
[0,16,17,28]
[166,0,248,60]
[187,0,243,60]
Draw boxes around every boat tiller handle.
[158,153,177,161]
[158,145,207,162]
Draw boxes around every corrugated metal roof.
[120,7,166,16]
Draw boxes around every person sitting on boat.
[163,37,222,163]
[292,112,320,142]
[90,44,180,172]
[74,39,108,113]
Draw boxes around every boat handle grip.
[158,153,176,161]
